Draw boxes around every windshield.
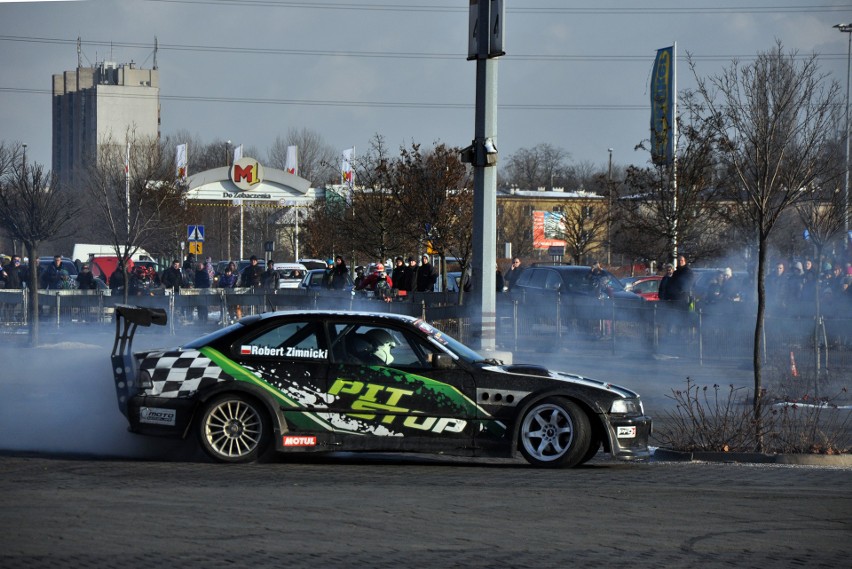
[413,319,484,363]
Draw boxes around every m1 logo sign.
[230,157,264,191]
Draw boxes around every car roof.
[253,310,420,325]
[272,262,307,270]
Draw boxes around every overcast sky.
[1,0,851,181]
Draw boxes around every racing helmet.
[364,328,397,348]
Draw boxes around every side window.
[332,323,435,369]
[237,320,326,360]
[545,270,562,291]
[516,269,533,286]
[528,269,549,289]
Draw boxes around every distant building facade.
[52,61,160,189]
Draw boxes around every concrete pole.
[471,1,498,353]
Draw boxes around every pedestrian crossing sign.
[188,225,205,241]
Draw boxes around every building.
[52,61,160,189]
[497,186,608,264]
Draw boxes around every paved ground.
[1,326,850,568]
[1,453,850,568]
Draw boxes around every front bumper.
[605,414,653,460]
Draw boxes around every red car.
[623,275,662,301]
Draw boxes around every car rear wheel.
[199,394,271,463]
[518,398,591,468]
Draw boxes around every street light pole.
[836,23,852,251]
[607,148,613,266]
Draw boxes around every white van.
[272,262,308,289]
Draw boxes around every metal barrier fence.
[1,288,849,372]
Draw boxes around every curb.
[653,447,852,466]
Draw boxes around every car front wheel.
[519,397,591,468]
[198,394,271,463]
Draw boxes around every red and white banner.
[341,147,354,187]
[175,143,188,184]
[285,145,298,176]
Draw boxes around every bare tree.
[688,42,840,448]
[0,142,81,345]
[503,144,571,190]
[553,198,609,265]
[85,132,186,302]
[395,142,472,295]
[267,128,338,186]
[497,201,537,259]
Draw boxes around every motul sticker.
[617,426,637,438]
[282,436,317,446]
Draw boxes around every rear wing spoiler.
[111,305,167,417]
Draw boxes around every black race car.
[111,306,651,467]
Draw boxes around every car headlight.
[610,398,644,415]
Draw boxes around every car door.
[229,318,337,445]
[325,320,478,454]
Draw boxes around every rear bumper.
[126,395,197,438]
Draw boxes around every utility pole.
[465,0,504,354]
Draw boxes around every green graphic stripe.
[366,366,507,436]
[199,346,334,432]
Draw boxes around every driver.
[363,329,397,365]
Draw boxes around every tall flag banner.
[285,145,298,175]
[341,148,354,187]
[233,144,243,164]
[650,45,675,166]
[175,143,188,184]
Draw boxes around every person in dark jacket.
[160,260,183,293]
[329,256,350,290]
[76,263,97,290]
[240,256,264,288]
[1,255,23,289]
[109,264,126,292]
[193,261,211,322]
[42,255,64,290]
[400,257,418,293]
[416,255,438,292]
[667,255,695,308]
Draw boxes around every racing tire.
[518,397,591,468]
[578,437,601,466]
[198,394,272,463]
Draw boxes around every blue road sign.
[188,225,205,241]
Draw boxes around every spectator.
[766,261,786,306]
[785,261,806,303]
[719,267,740,302]
[504,257,524,291]
[391,257,406,289]
[109,264,126,292]
[262,263,279,290]
[496,264,504,292]
[240,255,264,288]
[658,263,675,301]
[375,270,394,302]
[76,263,97,290]
[356,263,393,292]
[218,265,238,288]
[42,255,64,289]
[182,254,195,271]
[329,256,349,290]
[161,260,183,293]
[399,257,418,293]
[193,261,211,322]
[585,260,608,298]
[57,269,76,290]
[667,254,695,308]
[416,255,438,292]
[2,255,23,289]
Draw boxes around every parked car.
[110,306,652,467]
[300,268,355,291]
[623,275,662,301]
[272,262,308,289]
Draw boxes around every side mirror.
[432,353,456,370]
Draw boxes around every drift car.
[111,306,651,467]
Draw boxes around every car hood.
[483,363,639,399]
